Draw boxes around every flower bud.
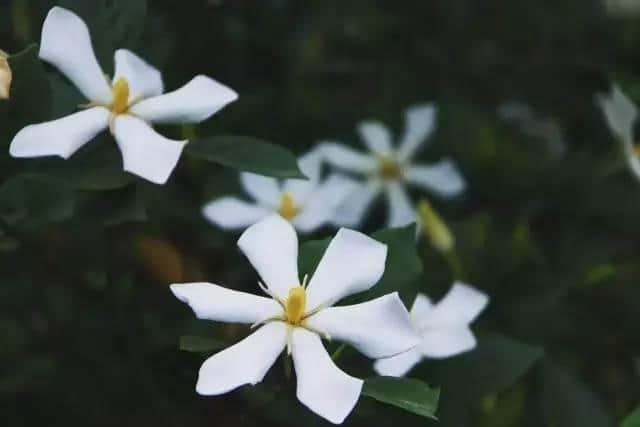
[417,199,454,253]
[0,49,11,100]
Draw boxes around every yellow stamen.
[111,77,130,114]
[285,286,307,325]
[378,156,402,180]
[278,192,300,220]
[634,144,640,157]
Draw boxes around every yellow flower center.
[378,156,402,180]
[111,77,130,114]
[278,192,300,220]
[285,286,307,325]
[634,144,640,157]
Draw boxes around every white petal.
[282,150,324,203]
[9,107,109,159]
[202,197,271,230]
[39,7,111,104]
[416,326,477,359]
[409,293,434,317]
[112,115,187,184]
[357,121,393,156]
[320,142,377,174]
[292,175,359,233]
[397,104,437,162]
[113,49,163,101]
[196,322,286,395]
[373,348,423,377]
[305,228,387,309]
[598,85,637,141]
[237,215,300,300]
[413,283,489,329]
[239,173,282,207]
[384,181,416,228]
[331,179,382,227]
[129,75,238,124]
[305,293,420,359]
[291,328,363,424]
[170,283,282,324]
[405,159,466,197]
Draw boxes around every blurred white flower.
[0,49,11,100]
[597,85,640,179]
[171,215,419,424]
[374,282,488,377]
[605,0,640,17]
[203,150,358,232]
[320,104,465,228]
[9,7,237,184]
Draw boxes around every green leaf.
[431,332,544,400]
[622,407,640,427]
[298,237,330,277]
[540,361,613,427]
[179,335,225,353]
[362,376,440,419]
[186,136,305,179]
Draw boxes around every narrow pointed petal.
[9,107,109,159]
[413,283,489,329]
[417,325,477,358]
[357,121,393,156]
[291,328,363,424]
[305,228,387,309]
[113,49,163,101]
[202,197,270,229]
[373,348,423,377]
[320,142,377,174]
[196,322,286,395]
[305,293,420,359]
[405,159,466,197]
[282,150,324,203]
[39,7,112,104]
[239,173,281,207]
[112,115,187,184]
[384,181,416,228]
[237,215,300,300]
[397,104,437,162]
[292,175,359,233]
[331,179,382,227]
[129,75,237,124]
[170,283,282,324]
[598,85,637,141]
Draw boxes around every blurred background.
[1,0,640,425]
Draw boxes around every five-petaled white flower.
[320,104,466,228]
[202,149,358,232]
[374,282,488,377]
[598,85,640,180]
[171,214,420,424]
[9,7,237,184]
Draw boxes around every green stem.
[444,249,465,281]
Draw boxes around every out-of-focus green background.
[1,0,640,426]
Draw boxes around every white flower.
[171,214,420,424]
[320,104,466,228]
[202,149,358,232]
[374,282,488,377]
[9,7,237,184]
[597,85,640,180]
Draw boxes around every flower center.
[278,192,300,220]
[378,156,402,180]
[635,144,640,157]
[111,77,130,115]
[285,286,307,325]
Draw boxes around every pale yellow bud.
[0,50,11,100]
[417,199,454,253]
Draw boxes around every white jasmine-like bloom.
[320,104,466,228]
[9,7,237,184]
[171,214,420,424]
[202,150,358,232]
[598,85,640,179]
[374,282,488,377]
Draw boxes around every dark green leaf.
[186,135,305,179]
[6,44,52,124]
[298,237,330,277]
[622,407,640,427]
[362,376,440,419]
[179,335,225,353]
[540,361,613,427]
